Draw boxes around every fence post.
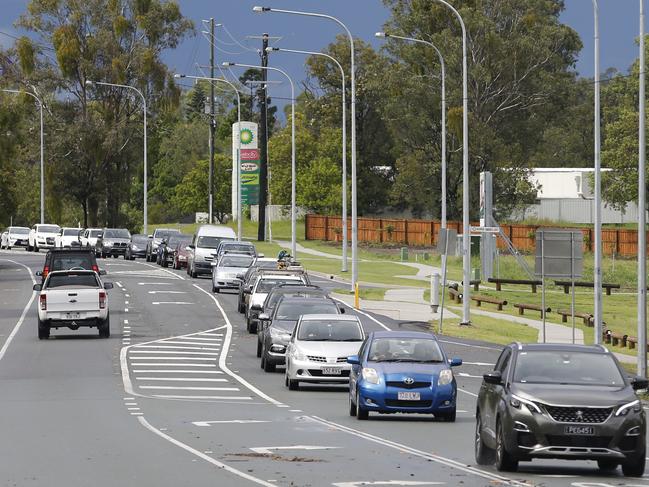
[404,219,409,245]
[431,221,435,246]
[379,219,383,244]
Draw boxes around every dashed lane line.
[0,259,37,363]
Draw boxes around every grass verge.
[334,287,386,301]
[434,315,538,346]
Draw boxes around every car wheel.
[356,390,368,420]
[439,407,456,423]
[247,318,257,334]
[98,315,110,338]
[37,319,49,340]
[190,265,197,278]
[162,259,168,268]
[597,459,618,472]
[474,412,496,465]
[349,391,357,416]
[288,377,299,390]
[256,337,262,358]
[260,349,266,370]
[263,355,276,373]
[238,301,245,313]
[622,450,646,477]
[495,419,518,472]
[34,245,39,252]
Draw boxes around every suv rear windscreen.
[47,273,99,288]
[62,229,80,236]
[38,225,60,233]
[49,252,96,272]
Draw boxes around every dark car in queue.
[39,248,103,283]
[348,331,461,422]
[259,296,342,373]
[237,258,281,314]
[214,240,257,259]
[255,285,329,357]
[475,343,647,476]
[158,234,192,267]
[96,228,131,258]
[146,228,181,262]
[125,234,150,260]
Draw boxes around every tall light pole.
[638,0,647,377]
[175,74,242,241]
[224,61,297,258]
[591,0,603,343]
[3,89,45,224]
[375,32,447,229]
[254,5,358,290]
[267,46,349,272]
[86,80,148,235]
[430,0,471,324]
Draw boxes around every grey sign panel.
[534,229,584,278]
[437,228,458,256]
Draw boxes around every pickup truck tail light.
[42,265,49,279]
[99,291,106,309]
[92,264,99,273]
[39,294,47,311]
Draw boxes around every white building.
[513,168,640,224]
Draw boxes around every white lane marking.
[115,281,123,288]
[192,420,271,427]
[458,373,483,379]
[331,297,391,331]
[151,301,194,305]
[135,377,228,382]
[125,294,130,297]
[123,397,134,400]
[139,386,239,391]
[136,345,221,352]
[125,301,129,305]
[133,370,224,374]
[160,340,222,346]
[139,262,186,280]
[138,282,173,285]
[127,407,140,411]
[128,356,216,361]
[124,308,129,312]
[462,361,495,366]
[458,388,478,398]
[306,416,527,487]
[174,336,223,341]
[130,412,143,416]
[250,445,341,455]
[148,290,187,294]
[136,416,275,487]
[438,339,500,351]
[152,395,254,400]
[129,351,220,356]
[130,363,218,367]
[123,319,129,324]
[125,403,138,406]
[0,259,36,362]
[334,482,443,487]
[192,284,285,407]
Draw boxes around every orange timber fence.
[304,214,649,257]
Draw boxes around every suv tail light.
[99,291,106,309]
[91,264,99,273]
[42,265,49,279]
[39,294,47,311]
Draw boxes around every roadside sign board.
[534,229,583,278]
[436,228,458,256]
[240,148,260,205]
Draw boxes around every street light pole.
[591,0,603,344]
[224,61,297,258]
[430,0,470,324]
[638,0,647,377]
[175,74,243,240]
[253,6,358,291]
[3,89,45,224]
[375,32,447,229]
[267,46,348,272]
[86,80,148,235]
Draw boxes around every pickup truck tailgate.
[46,289,100,313]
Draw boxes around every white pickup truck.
[34,270,113,339]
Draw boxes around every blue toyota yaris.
[347,331,462,421]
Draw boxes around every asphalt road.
[1,249,648,487]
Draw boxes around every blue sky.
[0,1,643,110]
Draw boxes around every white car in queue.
[28,223,61,252]
[34,269,113,339]
[211,252,254,293]
[285,314,365,390]
[1,226,30,249]
[55,227,83,248]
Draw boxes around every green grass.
[334,287,386,300]
[433,315,539,346]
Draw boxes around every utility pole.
[208,17,216,224]
[258,33,269,241]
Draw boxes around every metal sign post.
[436,228,457,335]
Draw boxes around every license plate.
[322,367,341,375]
[564,425,595,435]
[66,312,80,320]
[398,391,421,401]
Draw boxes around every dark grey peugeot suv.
[475,343,647,476]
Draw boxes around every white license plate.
[66,312,80,320]
[398,391,421,401]
[564,425,595,435]
[322,367,341,375]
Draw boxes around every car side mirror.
[236,273,244,280]
[188,244,195,249]
[258,253,265,258]
[244,285,253,294]
[99,270,107,276]
[185,246,192,251]
[338,305,346,314]
[347,355,360,365]
[103,282,114,290]
[449,357,463,367]
[631,376,649,391]
[483,371,502,385]
[32,284,42,291]
[35,271,42,276]
[258,313,269,321]
[251,304,262,311]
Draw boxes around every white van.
[187,225,237,278]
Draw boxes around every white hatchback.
[285,314,365,390]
